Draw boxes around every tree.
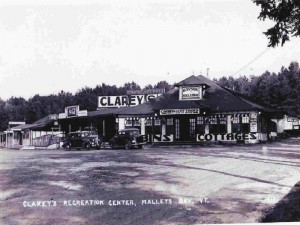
[154,81,173,92]
[253,0,300,47]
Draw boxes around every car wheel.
[124,141,132,150]
[110,141,116,149]
[96,144,101,150]
[64,144,71,151]
[85,143,91,150]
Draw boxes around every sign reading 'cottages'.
[160,108,200,115]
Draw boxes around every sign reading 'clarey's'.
[98,94,160,108]
[160,108,200,115]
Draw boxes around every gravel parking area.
[0,138,300,225]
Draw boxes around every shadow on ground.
[260,181,300,222]
[0,139,300,225]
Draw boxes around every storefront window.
[232,115,241,133]
[241,115,250,133]
[175,119,180,140]
[154,118,161,126]
[166,118,174,135]
[166,118,173,125]
[219,116,227,133]
[210,117,218,134]
[189,118,196,138]
[197,116,204,124]
[145,119,152,126]
[196,116,205,134]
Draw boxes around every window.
[175,119,180,139]
[196,116,205,134]
[189,118,196,138]
[125,119,133,126]
[219,116,227,133]
[133,120,141,126]
[197,116,204,125]
[154,118,161,126]
[241,115,250,133]
[145,118,152,126]
[242,116,249,123]
[166,118,174,135]
[210,117,218,134]
[232,115,241,133]
[167,118,173,125]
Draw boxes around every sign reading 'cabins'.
[160,108,200,115]
[98,94,160,108]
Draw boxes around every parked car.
[62,131,102,150]
[109,128,146,149]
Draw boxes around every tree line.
[0,61,299,131]
[0,81,172,131]
[214,61,300,117]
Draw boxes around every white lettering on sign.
[9,121,25,125]
[65,105,79,117]
[49,114,58,120]
[196,133,257,142]
[160,108,200,115]
[77,110,88,117]
[151,134,174,142]
[98,94,160,108]
[250,122,257,132]
[180,86,202,100]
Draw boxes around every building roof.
[54,75,276,120]
[150,88,210,110]
[223,87,274,113]
[88,107,125,117]
[118,102,155,116]
[118,75,275,115]
[195,75,274,112]
[11,115,55,131]
[174,75,208,86]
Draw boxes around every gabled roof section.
[118,74,275,115]
[223,87,275,113]
[88,108,125,117]
[175,75,207,86]
[151,88,210,110]
[118,102,155,116]
[196,75,275,112]
[11,115,55,131]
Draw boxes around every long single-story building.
[2,74,293,149]
[56,75,279,145]
[1,115,62,149]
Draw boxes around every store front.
[117,75,277,144]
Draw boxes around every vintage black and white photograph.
[0,0,300,224]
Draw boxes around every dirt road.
[0,138,299,225]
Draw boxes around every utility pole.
[207,68,210,79]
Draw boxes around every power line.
[233,47,270,76]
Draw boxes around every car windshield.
[129,130,139,136]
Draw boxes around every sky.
[0,0,300,100]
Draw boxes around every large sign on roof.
[98,94,160,108]
[126,88,165,95]
[179,86,202,100]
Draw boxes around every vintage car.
[109,128,146,149]
[62,131,102,150]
